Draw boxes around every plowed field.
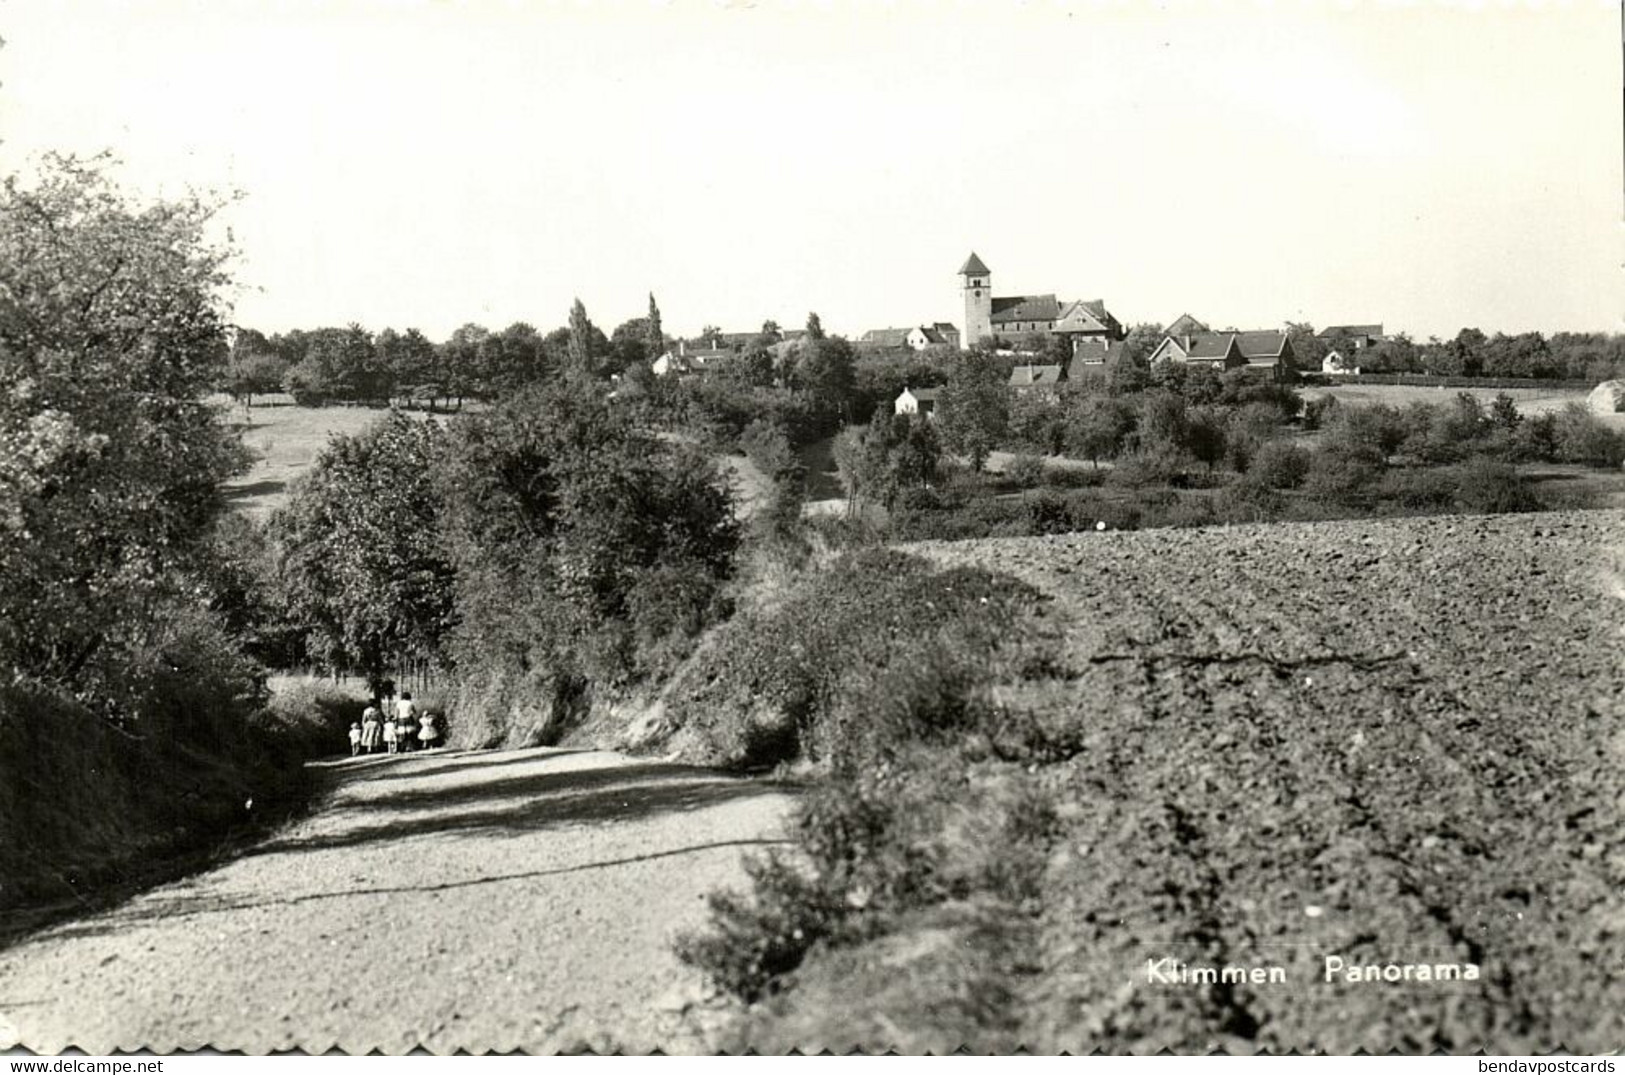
[915,510,1625,1053]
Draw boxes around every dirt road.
[0,749,795,1054]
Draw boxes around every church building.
[959,251,1124,352]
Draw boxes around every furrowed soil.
[904,509,1625,1053]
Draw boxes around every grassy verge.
[0,671,347,942]
[665,548,1079,1046]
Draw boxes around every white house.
[894,386,941,418]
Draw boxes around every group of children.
[347,691,440,756]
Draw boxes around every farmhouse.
[1008,363,1064,392]
[1319,323,1385,375]
[1149,332,1243,371]
[894,386,940,418]
[651,341,734,376]
[959,252,1124,352]
[1068,339,1128,377]
[1149,327,1295,381]
[860,323,961,351]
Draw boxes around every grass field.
[1298,382,1595,416]
[220,400,424,518]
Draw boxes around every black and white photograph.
[0,0,1621,1059]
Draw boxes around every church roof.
[959,252,991,276]
[991,294,1060,323]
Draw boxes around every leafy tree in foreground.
[437,380,739,697]
[271,411,455,688]
[0,154,248,685]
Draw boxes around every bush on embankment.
[672,548,1081,1024]
[0,615,323,919]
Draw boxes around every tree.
[568,298,598,378]
[936,350,1010,471]
[272,412,455,688]
[791,335,856,414]
[1284,323,1327,372]
[1067,396,1135,467]
[0,154,248,684]
[805,312,825,341]
[1122,322,1166,366]
[440,323,491,405]
[437,379,739,689]
[223,349,290,412]
[645,294,665,362]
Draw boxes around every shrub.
[1250,440,1311,489]
[1304,444,1385,508]
[1041,466,1106,490]
[1373,467,1458,512]
[1004,452,1045,489]
[1554,404,1625,468]
[1107,448,1190,489]
[1452,457,1543,514]
[660,550,1045,769]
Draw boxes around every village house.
[894,385,941,418]
[651,339,735,376]
[1149,321,1295,381]
[1008,363,1064,392]
[959,252,1123,353]
[859,323,961,351]
[1067,338,1129,378]
[1318,323,1385,375]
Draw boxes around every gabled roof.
[900,386,941,402]
[1159,332,1240,361]
[990,294,1060,323]
[1166,313,1210,336]
[1234,330,1290,360]
[930,322,960,336]
[1009,364,1064,388]
[1318,324,1384,339]
[861,327,914,348]
[1067,340,1127,380]
[1054,299,1117,334]
[959,252,990,276]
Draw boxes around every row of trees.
[262,381,741,742]
[223,295,673,408]
[1286,325,1625,383]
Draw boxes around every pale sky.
[1,1,1620,342]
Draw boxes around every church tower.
[960,252,992,348]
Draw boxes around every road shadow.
[260,756,789,859]
[29,753,798,943]
[335,747,592,784]
[223,478,287,501]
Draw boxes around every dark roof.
[901,386,941,402]
[1168,332,1239,360]
[1009,364,1064,388]
[991,294,1060,324]
[861,327,913,348]
[959,252,990,276]
[930,322,960,336]
[1067,340,1127,379]
[1234,331,1289,360]
[1166,314,1210,336]
[1318,324,1384,339]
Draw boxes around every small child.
[347,722,362,757]
[383,713,398,754]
